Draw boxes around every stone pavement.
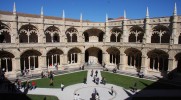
[20,70,132,100]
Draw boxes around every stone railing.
[0,42,181,51]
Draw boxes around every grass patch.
[28,94,58,100]
[101,71,154,89]
[31,71,87,88]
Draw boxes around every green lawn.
[31,71,87,88]
[101,71,154,89]
[28,94,58,100]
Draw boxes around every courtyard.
[1,69,181,100]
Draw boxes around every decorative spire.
[80,13,82,22]
[41,6,43,18]
[106,13,108,22]
[173,2,177,16]
[13,2,16,15]
[124,10,126,19]
[62,10,65,20]
[146,7,149,18]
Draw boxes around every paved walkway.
[20,70,181,100]
[20,70,132,100]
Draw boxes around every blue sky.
[0,0,180,22]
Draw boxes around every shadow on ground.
[0,75,31,100]
[125,69,181,100]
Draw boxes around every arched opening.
[152,25,170,43]
[129,34,136,42]
[46,33,51,42]
[110,34,116,42]
[129,26,144,43]
[20,50,41,71]
[175,53,181,73]
[110,28,122,42]
[66,27,78,42]
[161,33,170,43]
[29,32,38,43]
[178,34,181,44]
[0,22,11,43]
[19,32,28,43]
[151,33,160,43]
[72,34,77,42]
[68,48,81,64]
[19,24,38,43]
[106,47,120,67]
[45,26,60,43]
[125,48,142,71]
[83,32,89,42]
[83,29,105,42]
[85,47,102,65]
[53,33,59,42]
[47,49,63,69]
[147,49,169,74]
[0,51,14,72]
[0,32,11,43]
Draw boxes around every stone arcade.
[0,3,181,79]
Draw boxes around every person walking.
[49,71,54,86]
[60,83,64,91]
[111,86,114,95]
[91,69,93,77]
[95,70,98,77]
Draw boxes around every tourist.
[96,77,99,85]
[93,75,96,83]
[133,82,137,93]
[83,77,87,84]
[101,77,106,85]
[41,71,45,78]
[91,69,93,77]
[95,70,98,77]
[112,68,117,73]
[49,71,54,86]
[32,81,36,89]
[111,86,114,95]
[77,94,81,100]
[60,83,64,91]
[74,94,77,100]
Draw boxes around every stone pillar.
[145,18,150,43]
[11,58,15,72]
[168,58,175,72]
[33,56,35,69]
[119,53,126,71]
[15,57,21,72]
[141,56,147,75]
[105,24,110,42]
[52,55,54,65]
[81,53,85,64]
[56,54,58,64]
[63,54,68,65]
[28,57,30,70]
[122,20,128,42]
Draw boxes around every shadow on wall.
[124,69,181,100]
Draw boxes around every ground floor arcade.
[0,47,181,78]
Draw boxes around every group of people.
[21,69,31,76]
[73,93,81,100]
[92,70,100,85]
[23,80,37,91]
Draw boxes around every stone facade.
[0,4,181,79]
